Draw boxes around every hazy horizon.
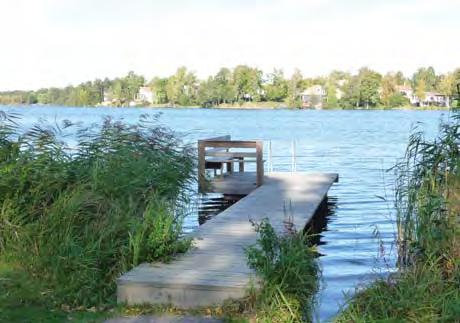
[1,0,459,91]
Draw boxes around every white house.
[137,86,155,104]
[300,85,326,109]
[421,92,449,107]
[398,86,449,107]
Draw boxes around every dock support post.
[237,157,244,172]
[269,140,273,173]
[256,140,264,186]
[198,140,206,192]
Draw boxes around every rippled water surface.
[2,106,446,321]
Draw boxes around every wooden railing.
[198,135,264,192]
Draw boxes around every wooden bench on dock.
[198,136,264,195]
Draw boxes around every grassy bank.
[335,112,460,322]
[0,112,196,319]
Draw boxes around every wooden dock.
[117,172,338,308]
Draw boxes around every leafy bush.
[0,112,195,306]
[246,219,319,322]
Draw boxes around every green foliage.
[387,92,409,107]
[265,69,288,102]
[149,77,169,104]
[412,66,437,92]
[286,69,304,108]
[166,67,198,106]
[0,112,195,306]
[233,65,263,102]
[245,219,319,322]
[324,81,338,108]
[380,72,398,107]
[339,76,361,108]
[357,67,382,108]
[335,112,460,322]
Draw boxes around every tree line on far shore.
[1,65,459,108]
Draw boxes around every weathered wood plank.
[117,172,338,308]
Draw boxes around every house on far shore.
[422,92,449,107]
[136,86,155,104]
[397,86,419,105]
[100,90,117,106]
[300,85,326,109]
[398,86,450,107]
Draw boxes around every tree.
[381,73,398,107]
[197,77,217,107]
[394,71,407,86]
[339,76,360,108]
[264,69,288,102]
[214,67,235,104]
[149,77,168,104]
[415,79,426,103]
[166,67,197,106]
[232,65,263,102]
[358,67,382,108]
[329,70,350,82]
[412,67,437,92]
[324,81,338,108]
[286,69,303,107]
[437,73,454,108]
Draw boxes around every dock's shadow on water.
[305,196,338,247]
[197,194,241,225]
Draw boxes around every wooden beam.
[202,135,231,141]
[198,140,206,192]
[205,152,257,158]
[256,140,264,187]
[201,141,258,149]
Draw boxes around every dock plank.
[117,172,338,308]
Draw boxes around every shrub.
[246,219,319,322]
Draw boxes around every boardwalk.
[117,172,338,308]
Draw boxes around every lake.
[0,106,447,321]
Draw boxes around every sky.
[0,0,459,91]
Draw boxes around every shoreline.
[0,104,452,111]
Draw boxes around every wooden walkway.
[117,172,338,308]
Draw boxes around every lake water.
[1,106,447,321]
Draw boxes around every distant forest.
[1,66,459,108]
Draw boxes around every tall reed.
[335,111,459,321]
[0,112,195,306]
[394,113,459,270]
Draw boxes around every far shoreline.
[0,103,452,111]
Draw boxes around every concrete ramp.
[117,172,338,308]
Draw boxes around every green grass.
[335,112,460,322]
[0,260,110,322]
[0,111,195,309]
